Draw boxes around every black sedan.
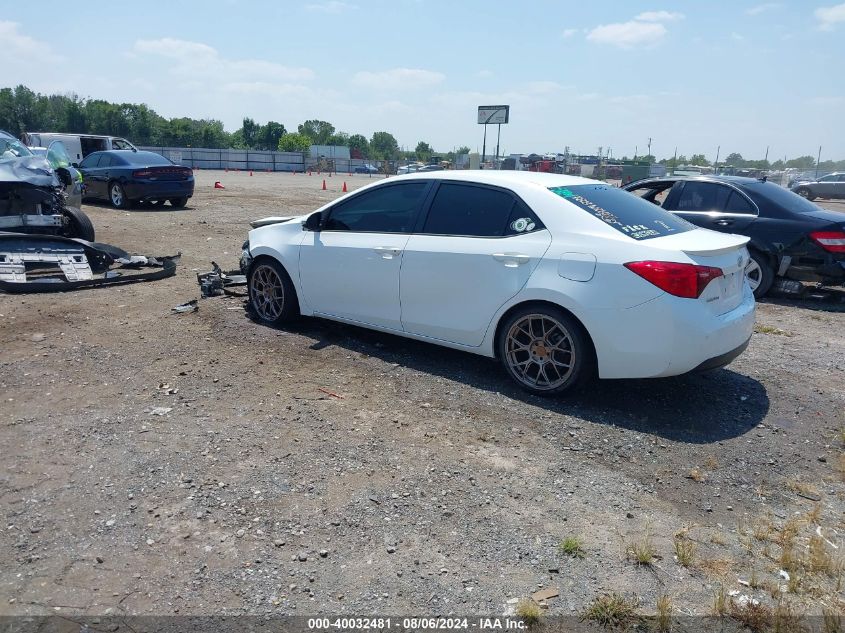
[79,150,194,209]
[623,175,845,297]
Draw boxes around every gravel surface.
[1,171,843,619]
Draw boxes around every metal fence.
[138,146,387,174]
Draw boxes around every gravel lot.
[1,171,843,621]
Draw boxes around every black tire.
[745,249,775,299]
[169,197,188,209]
[795,187,815,201]
[497,304,595,396]
[248,257,299,325]
[109,181,129,209]
[63,207,95,242]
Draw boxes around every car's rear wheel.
[497,306,594,396]
[63,207,95,241]
[109,182,129,209]
[169,197,188,209]
[745,250,774,298]
[248,258,299,325]
[795,187,814,201]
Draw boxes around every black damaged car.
[623,175,845,298]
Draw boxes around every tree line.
[0,85,448,161]
[3,85,841,168]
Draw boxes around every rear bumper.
[591,284,756,379]
[124,180,194,201]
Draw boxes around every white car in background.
[243,171,755,395]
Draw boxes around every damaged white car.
[242,171,755,395]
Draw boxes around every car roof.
[393,170,595,188]
[628,174,766,187]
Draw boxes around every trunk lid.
[649,228,750,315]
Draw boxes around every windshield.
[549,183,694,240]
[742,181,823,214]
[0,136,34,161]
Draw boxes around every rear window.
[743,181,823,214]
[122,152,172,166]
[549,184,694,240]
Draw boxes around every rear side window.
[79,154,102,168]
[423,183,544,237]
[324,182,428,233]
[549,184,694,240]
[725,191,755,214]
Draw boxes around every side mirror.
[303,211,322,231]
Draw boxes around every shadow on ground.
[258,314,769,445]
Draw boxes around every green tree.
[370,131,399,160]
[347,133,369,157]
[241,117,260,148]
[257,121,286,151]
[725,152,745,166]
[415,141,432,161]
[640,154,656,164]
[278,132,311,153]
[327,131,349,146]
[786,155,816,169]
[297,120,335,145]
[689,154,710,166]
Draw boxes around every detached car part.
[0,232,179,293]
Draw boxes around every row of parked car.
[1,130,195,242]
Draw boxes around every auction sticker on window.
[549,184,693,240]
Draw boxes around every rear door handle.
[714,219,733,226]
[373,246,402,259]
[493,253,531,267]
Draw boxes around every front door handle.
[373,246,402,259]
[493,253,531,267]
[714,219,733,227]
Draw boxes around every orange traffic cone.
[214,181,225,189]
[250,170,253,176]
[342,182,348,193]
[321,179,327,191]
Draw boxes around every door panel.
[400,231,552,346]
[299,232,410,329]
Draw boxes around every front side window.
[422,183,543,237]
[672,181,731,212]
[79,153,102,168]
[324,182,428,233]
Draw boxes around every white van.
[22,133,137,165]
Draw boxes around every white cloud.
[809,95,845,105]
[525,81,564,94]
[476,69,494,78]
[587,20,667,48]
[351,68,445,90]
[746,3,780,15]
[304,1,357,12]
[0,20,63,64]
[132,38,314,82]
[635,10,684,22]
[731,32,746,41]
[561,28,577,38]
[815,2,845,30]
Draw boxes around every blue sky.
[2,0,844,159]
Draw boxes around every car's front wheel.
[795,187,815,201]
[248,258,299,325]
[497,306,594,396]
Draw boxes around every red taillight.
[133,169,152,178]
[810,231,845,253]
[624,261,723,299]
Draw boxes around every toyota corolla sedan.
[243,171,755,395]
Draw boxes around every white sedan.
[244,171,755,395]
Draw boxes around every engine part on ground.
[172,299,199,314]
[771,278,805,296]
[0,232,179,293]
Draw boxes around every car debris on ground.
[197,261,246,297]
[0,232,179,292]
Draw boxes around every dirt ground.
[1,171,843,622]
